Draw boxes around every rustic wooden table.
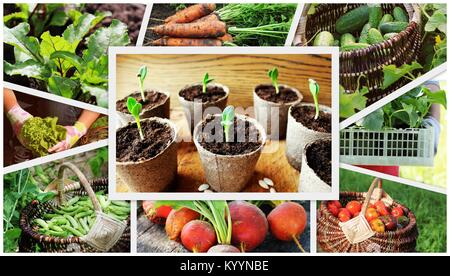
[136,201,311,253]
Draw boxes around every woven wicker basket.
[294,4,422,104]
[19,167,130,253]
[317,178,418,252]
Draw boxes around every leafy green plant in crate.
[4,9,130,107]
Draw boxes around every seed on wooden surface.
[204,189,214,193]
[270,188,277,193]
[258,180,270,190]
[263,178,274,186]
[198,184,210,192]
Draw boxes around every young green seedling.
[127,97,144,141]
[221,106,235,143]
[309,78,320,120]
[202,73,214,94]
[268,67,279,94]
[137,65,148,101]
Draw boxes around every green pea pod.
[43,213,59,220]
[97,195,109,210]
[45,230,68,238]
[50,217,67,225]
[80,217,91,233]
[111,201,130,208]
[74,210,94,219]
[49,224,64,232]
[60,205,79,213]
[64,214,79,229]
[65,196,80,206]
[108,205,131,214]
[34,219,49,229]
[61,225,84,237]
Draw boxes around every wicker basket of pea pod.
[19,163,131,253]
[294,4,422,104]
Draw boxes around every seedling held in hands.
[221,106,235,143]
[309,78,320,120]
[202,73,214,94]
[127,97,144,141]
[268,67,279,94]
[137,65,148,101]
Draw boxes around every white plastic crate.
[340,126,435,166]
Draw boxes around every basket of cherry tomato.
[317,178,418,252]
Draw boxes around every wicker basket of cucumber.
[19,163,131,253]
[295,4,422,104]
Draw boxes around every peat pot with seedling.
[193,106,266,192]
[286,79,332,170]
[300,138,332,193]
[178,73,229,134]
[116,98,178,192]
[253,67,303,140]
[116,65,170,126]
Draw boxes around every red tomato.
[391,207,404,218]
[374,201,390,216]
[327,201,342,217]
[365,207,379,222]
[353,211,361,217]
[379,215,397,231]
[338,208,352,222]
[369,218,385,233]
[345,201,362,216]
[328,201,342,209]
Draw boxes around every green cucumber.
[340,33,356,46]
[336,5,369,34]
[313,31,335,46]
[378,14,394,28]
[367,28,384,45]
[379,22,408,34]
[359,23,371,43]
[341,43,370,52]
[393,7,408,22]
[383,32,398,40]
[368,4,383,27]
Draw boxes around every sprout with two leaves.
[221,106,235,143]
[127,97,144,141]
[268,67,279,94]
[202,73,214,94]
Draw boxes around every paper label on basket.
[364,188,394,206]
[81,212,127,252]
[340,216,375,244]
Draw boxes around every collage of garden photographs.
[1,1,448,256]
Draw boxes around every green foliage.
[382,62,423,90]
[267,67,279,94]
[21,117,67,156]
[221,106,235,143]
[202,73,214,94]
[339,76,369,119]
[3,10,129,108]
[127,97,144,140]
[4,169,55,252]
[137,65,148,100]
[87,147,108,177]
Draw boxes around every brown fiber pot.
[193,114,266,192]
[253,84,303,140]
[299,139,332,193]
[116,90,170,127]
[286,103,332,171]
[116,118,178,193]
[178,83,229,135]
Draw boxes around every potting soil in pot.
[198,117,262,155]
[291,105,331,133]
[255,85,300,103]
[117,120,174,162]
[306,140,331,185]
[116,91,168,114]
[179,85,226,102]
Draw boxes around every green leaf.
[4,60,50,80]
[127,97,138,114]
[48,10,69,27]
[3,11,29,23]
[83,19,130,61]
[138,65,148,83]
[401,103,420,128]
[40,31,77,72]
[382,62,423,90]
[81,83,108,108]
[3,228,22,253]
[3,22,43,62]
[361,108,384,130]
[339,86,369,118]
[423,87,447,108]
[63,12,110,47]
[47,75,79,98]
[50,51,83,72]
[154,201,199,212]
[221,106,235,126]
[425,11,447,33]
[81,56,108,85]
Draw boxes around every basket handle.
[360,178,382,215]
[56,162,102,213]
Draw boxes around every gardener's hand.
[6,104,33,143]
[48,121,87,153]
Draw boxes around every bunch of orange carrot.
[150,3,233,46]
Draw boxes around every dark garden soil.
[255,85,299,103]
[116,91,168,113]
[117,120,174,162]
[84,3,145,45]
[179,84,227,103]
[145,4,177,45]
[306,140,331,185]
[291,105,331,133]
[198,116,262,155]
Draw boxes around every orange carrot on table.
[151,37,223,46]
[192,13,220,23]
[165,3,216,24]
[218,33,233,43]
[151,20,227,38]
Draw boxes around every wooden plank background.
[116,54,332,108]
